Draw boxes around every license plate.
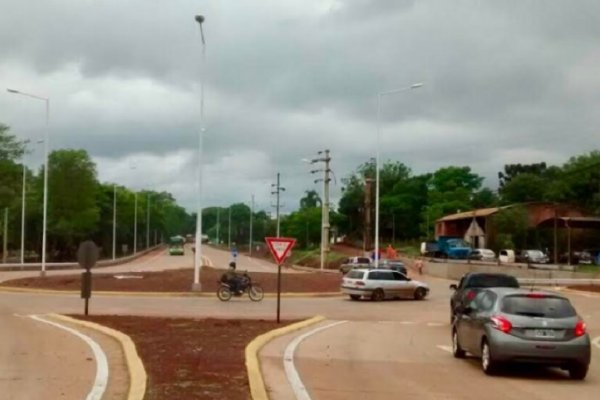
[534,329,555,338]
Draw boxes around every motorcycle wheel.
[248,284,264,302]
[217,286,233,301]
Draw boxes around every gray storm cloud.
[1,0,599,210]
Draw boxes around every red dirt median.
[567,285,600,293]
[1,266,342,293]
[75,315,291,400]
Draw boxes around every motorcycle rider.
[221,261,244,294]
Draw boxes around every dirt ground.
[567,285,600,293]
[1,266,342,293]
[74,315,289,400]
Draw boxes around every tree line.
[4,121,600,258]
[0,123,193,261]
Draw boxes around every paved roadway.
[1,247,599,399]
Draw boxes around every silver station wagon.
[341,269,429,301]
[452,288,591,379]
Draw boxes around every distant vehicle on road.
[339,256,372,274]
[498,249,516,263]
[168,236,185,256]
[421,236,471,259]
[579,249,600,265]
[379,259,407,276]
[449,272,520,323]
[451,288,590,379]
[516,250,550,264]
[468,248,496,262]
[341,269,429,301]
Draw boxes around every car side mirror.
[449,284,458,290]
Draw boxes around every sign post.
[265,237,296,323]
[77,241,99,316]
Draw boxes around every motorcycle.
[217,271,264,302]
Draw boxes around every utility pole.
[309,150,332,270]
[133,192,138,254]
[2,208,7,264]
[271,173,285,237]
[364,178,374,253]
[249,194,254,256]
[146,194,150,249]
[228,206,232,248]
[216,208,220,245]
[112,184,117,260]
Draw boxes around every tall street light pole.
[146,193,150,249]
[133,191,138,255]
[193,14,206,290]
[375,83,423,268]
[249,194,254,256]
[20,139,31,265]
[113,184,117,260]
[7,88,50,276]
[305,150,332,271]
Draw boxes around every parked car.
[451,288,591,379]
[449,272,520,323]
[339,256,372,274]
[516,250,550,264]
[468,248,496,262]
[341,269,429,301]
[579,249,600,265]
[378,259,408,275]
[499,249,516,263]
[559,251,583,265]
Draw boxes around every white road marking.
[399,321,416,325]
[284,320,347,400]
[593,336,600,350]
[437,345,453,353]
[427,322,445,327]
[29,315,109,400]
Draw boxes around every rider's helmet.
[229,261,236,270]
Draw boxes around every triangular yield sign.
[265,237,296,265]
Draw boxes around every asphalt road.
[261,279,600,400]
[1,246,598,399]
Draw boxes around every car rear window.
[347,270,364,279]
[501,295,576,318]
[467,274,519,288]
[357,257,370,264]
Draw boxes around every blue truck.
[421,236,472,259]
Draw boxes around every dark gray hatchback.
[451,288,591,379]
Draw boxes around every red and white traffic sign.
[265,237,296,265]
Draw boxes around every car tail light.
[466,290,476,301]
[490,316,512,334]
[356,281,366,286]
[575,320,586,337]
[527,293,546,298]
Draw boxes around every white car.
[341,269,429,301]
[468,248,496,261]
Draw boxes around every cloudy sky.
[1,0,599,213]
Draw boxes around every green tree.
[300,190,321,209]
[39,149,100,259]
[499,173,547,204]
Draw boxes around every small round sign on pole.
[78,240,99,270]
[77,241,98,316]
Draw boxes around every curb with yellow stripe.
[245,315,325,400]
[51,314,147,400]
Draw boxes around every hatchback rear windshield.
[467,275,519,288]
[347,271,365,279]
[501,295,576,318]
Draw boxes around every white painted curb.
[30,315,109,400]
[284,320,347,400]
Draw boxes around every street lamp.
[193,14,206,290]
[374,83,423,268]
[113,184,117,260]
[7,88,50,276]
